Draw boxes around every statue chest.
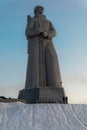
[32,18,50,32]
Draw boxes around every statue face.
[34,6,44,16]
[35,8,43,16]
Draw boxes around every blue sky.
[0,0,87,103]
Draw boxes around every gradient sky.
[0,0,87,103]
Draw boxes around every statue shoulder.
[27,15,32,23]
[47,20,56,30]
[45,18,53,25]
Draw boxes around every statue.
[25,5,62,88]
[18,6,66,103]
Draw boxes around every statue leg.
[45,43,62,87]
[25,39,39,88]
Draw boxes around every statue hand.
[42,32,48,37]
[38,28,44,33]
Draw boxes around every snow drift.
[0,102,87,130]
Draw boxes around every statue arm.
[47,21,57,38]
[25,16,43,38]
[25,15,32,38]
[26,28,41,38]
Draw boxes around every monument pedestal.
[18,87,66,103]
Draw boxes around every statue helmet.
[34,5,44,14]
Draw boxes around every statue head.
[34,5,44,15]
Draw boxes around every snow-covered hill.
[0,102,87,130]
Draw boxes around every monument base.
[18,87,67,103]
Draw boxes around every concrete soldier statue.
[18,5,66,103]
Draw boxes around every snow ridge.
[0,102,87,130]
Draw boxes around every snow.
[0,102,87,130]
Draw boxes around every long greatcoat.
[25,15,62,88]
